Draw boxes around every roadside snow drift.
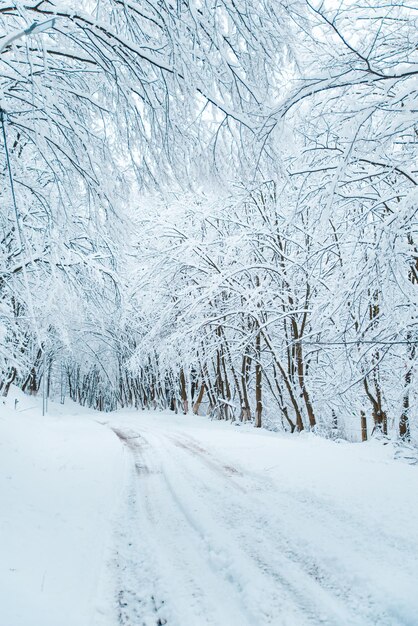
[0,390,124,626]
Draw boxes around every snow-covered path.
[2,396,418,626]
[99,412,418,626]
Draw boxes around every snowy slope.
[0,389,125,626]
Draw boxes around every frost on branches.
[0,1,416,441]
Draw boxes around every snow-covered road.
[99,412,418,626]
[2,395,418,626]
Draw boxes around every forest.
[1,0,417,442]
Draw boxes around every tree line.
[0,1,416,441]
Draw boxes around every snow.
[0,389,125,626]
[102,411,418,626]
[2,395,418,625]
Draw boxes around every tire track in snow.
[111,428,168,626]
[161,431,394,626]
[112,427,261,626]
[158,432,361,626]
[111,424,409,626]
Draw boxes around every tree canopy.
[0,0,417,440]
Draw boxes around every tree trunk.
[364,377,387,436]
[294,339,316,429]
[255,331,262,428]
[179,367,188,414]
[2,367,16,397]
[361,410,368,442]
[261,329,305,431]
[240,353,252,421]
[193,382,206,415]
[400,369,412,441]
[400,342,414,441]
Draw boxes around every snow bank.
[0,389,125,626]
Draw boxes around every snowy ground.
[0,390,125,626]
[2,394,418,626]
